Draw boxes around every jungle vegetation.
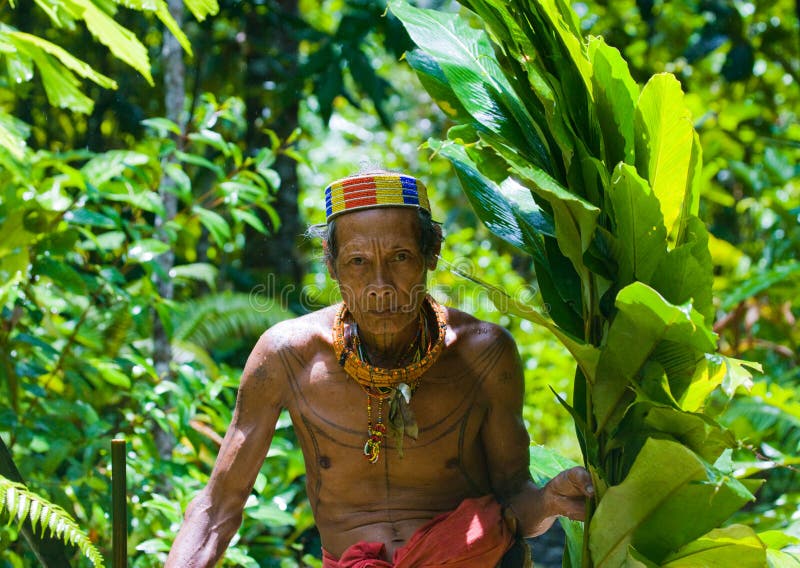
[0,0,797,566]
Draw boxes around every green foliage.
[0,475,104,567]
[1,0,796,565]
[0,92,290,563]
[299,0,416,127]
[389,0,796,565]
[0,0,221,162]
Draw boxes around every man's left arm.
[479,327,593,538]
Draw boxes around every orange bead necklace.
[332,295,448,463]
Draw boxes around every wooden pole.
[111,439,127,568]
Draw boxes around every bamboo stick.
[112,439,127,568]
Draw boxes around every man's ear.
[323,241,337,279]
[427,225,443,270]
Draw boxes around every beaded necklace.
[332,294,448,463]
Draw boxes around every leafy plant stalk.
[391,0,767,565]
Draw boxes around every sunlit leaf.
[7,30,117,89]
[606,163,667,285]
[660,524,766,567]
[594,282,717,433]
[0,110,29,159]
[27,50,94,113]
[590,439,755,567]
[169,263,219,290]
[634,74,694,238]
[391,1,551,170]
[182,0,219,22]
[154,1,193,55]
[588,37,638,166]
[128,238,170,262]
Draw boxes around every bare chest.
[282,350,493,504]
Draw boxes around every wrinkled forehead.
[334,208,421,250]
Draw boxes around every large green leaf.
[593,282,717,434]
[432,138,584,332]
[589,438,756,567]
[660,524,766,567]
[511,0,599,156]
[391,1,551,171]
[651,216,714,323]
[606,163,667,286]
[26,50,95,113]
[429,139,548,259]
[457,1,574,176]
[405,49,469,121]
[634,74,694,238]
[7,30,116,89]
[588,37,638,168]
[62,0,153,85]
[510,160,600,278]
[616,403,735,466]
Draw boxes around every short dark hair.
[307,208,442,266]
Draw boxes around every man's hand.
[542,466,594,521]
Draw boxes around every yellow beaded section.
[332,295,447,388]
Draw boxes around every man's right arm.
[166,328,289,567]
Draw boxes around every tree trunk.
[243,0,303,290]
[152,0,184,460]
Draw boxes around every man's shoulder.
[444,306,515,350]
[255,304,339,355]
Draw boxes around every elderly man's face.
[330,208,433,335]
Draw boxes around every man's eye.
[394,252,408,261]
[351,257,365,265]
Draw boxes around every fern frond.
[173,291,293,348]
[0,475,105,567]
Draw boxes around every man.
[167,171,593,567]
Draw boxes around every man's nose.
[366,264,395,304]
[371,262,394,288]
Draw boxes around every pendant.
[364,423,386,464]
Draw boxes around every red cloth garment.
[322,495,514,568]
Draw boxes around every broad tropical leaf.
[390,1,552,171]
[588,37,638,167]
[589,439,755,567]
[593,282,717,433]
[634,74,694,238]
[606,163,667,286]
[660,524,766,567]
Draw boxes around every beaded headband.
[324,172,431,221]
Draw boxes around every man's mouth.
[367,309,397,315]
